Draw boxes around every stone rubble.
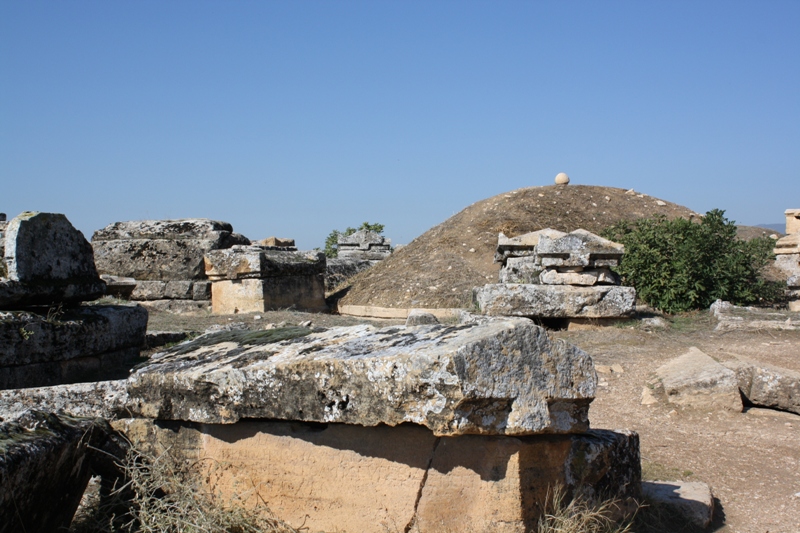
[475,228,634,319]
[204,245,327,313]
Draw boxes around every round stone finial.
[554,172,570,185]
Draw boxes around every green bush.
[602,209,783,313]
[324,221,385,258]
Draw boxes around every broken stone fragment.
[641,481,715,528]
[1,212,106,308]
[257,236,296,248]
[126,318,597,435]
[653,347,742,411]
[0,379,129,421]
[474,284,635,318]
[539,267,618,286]
[406,309,440,326]
[723,358,800,415]
[494,228,566,263]
[498,256,543,283]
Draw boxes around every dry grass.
[69,445,301,533]
[536,486,635,533]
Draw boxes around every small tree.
[602,209,782,313]
[324,222,385,258]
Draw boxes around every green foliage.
[323,221,385,258]
[602,209,783,313]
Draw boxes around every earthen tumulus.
[126,318,597,435]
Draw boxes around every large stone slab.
[536,229,624,269]
[115,418,640,533]
[494,229,566,263]
[0,380,128,422]
[204,246,326,280]
[126,319,597,435]
[474,284,636,318]
[0,411,126,533]
[211,277,327,313]
[724,358,800,415]
[91,218,250,281]
[653,347,742,411]
[337,229,392,260]
[641,481,715,529]
[0,304,147,389]
[0,212,106,308]
[711,299,799,331]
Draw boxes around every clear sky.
[2,1,798,248]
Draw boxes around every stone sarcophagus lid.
[337,230,392,260]
[204,245,326,314]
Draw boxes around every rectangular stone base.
[474,284,636,318]
[211,277,326,314]
[116,419,640,533]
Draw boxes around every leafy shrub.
[324,221,385,258]
[602,209,783,313]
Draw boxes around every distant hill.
[756,223,785,233]
[336,185,699,310]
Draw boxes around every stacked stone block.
[475,228,635,319]
[773,209,800,311]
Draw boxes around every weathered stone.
[711,299,799,331]
[474,284,636,318]
[785,208,800,235]
[164,280,193,299]
[537,229,624,269]
[126,319,597,435]
[498,256,543,283]
[0,304,147,389]
[137,299,211,315]
[554,172,570,185]
[100,274,137,299]
[204,246,325,280]
[539,267,618,286]
[337,230,392,260]
[494,229,566,263]
[788,275,800,289]
[0,212,106,308]
[130,280,166,300]
[641,481,715,528]
[774,253,800,277]
[774,233,800,255]
[257,236,296,248]
[724,358,800,415]
[145,330,190,349]
[0,380,128,421]
[211,277,327,313]
[92,218,250,281]
[653,348,742,411]
[0,411,127,533]
[325,257,378,291]
[116,418,640,533]
[406,309,440,326]
[192,280,211,300]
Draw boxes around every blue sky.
[2,1,798,248]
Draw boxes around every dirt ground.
[145,306,800,532]
[554,313,800,533]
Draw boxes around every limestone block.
[130,280,166,300]
[138,299,211,315]
[0,379,128,421]
[774,253,800,277]
[126,318,597,435]
[100,275,136,299]
[537,229,624,269]
[724,359,800,415]
[474,284,636,318]
[337,230,392,260]
[539,267,618,286]
[0,212,106,308]
[499,256,542,283]
[165,280,193,299]
[0,304,147,389]
[406,309,440,326]
[204,246,326,280]
[641,481,715,528]
[494,229,566,263]
[0,412,126,533]
[211,276,326,314]
[654,348,742,411]
[91,218,251,281]
[257,236,296,248]
[774,233,800,255]
[786,208,800,235]
[711,299,800,331]
[116,418,641,533]
[192,280,211,300]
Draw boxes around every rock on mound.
[338,185,697,309]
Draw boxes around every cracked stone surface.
[125,318,596,435]
[474,284,636,318]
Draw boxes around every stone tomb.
[92,219,250,311]
[475,229,635,320]
[337,229,392,260]
[773,225,800,310]
[121,318,641,532]
[785,208,800,235]
[204,245,327,314]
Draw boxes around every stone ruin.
[773,209,800,312]
[91,218,250,313]
[204,244,327,314]
[1,212,147,390]
[117,316,641,532]
[326,229,393,291]
[474,228,636,324]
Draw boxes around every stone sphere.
[554,172,570,185]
